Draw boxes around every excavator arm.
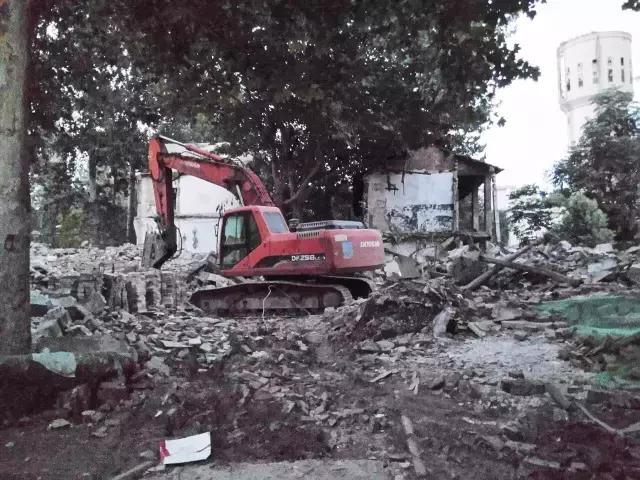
[142,135,275,268]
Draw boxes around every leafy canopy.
[552,90,640,240]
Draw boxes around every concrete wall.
[365,171,454,234]
[558,31,634,145]
[134,174,239,254]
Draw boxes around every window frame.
[219,211,262,268]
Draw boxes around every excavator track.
[190,281,354,315]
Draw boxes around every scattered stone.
[513,330,529,341]
[139,449,156,460]
[92,426,109,438]
[376,340,395,352]
[358,340,380,353]
[427,376,445,390]
[85,292,107,315]
[48,418,72,430]
[146,356,171,376]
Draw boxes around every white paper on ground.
[160,432,211,465]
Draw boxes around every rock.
[199,343,213,353]
[432,307,455,338]
[139,449,156,460]
[48,418,72,430]
[358,340,380,353]
[545,383,572,410]
[501,378,545,396]
[188,336,202,346]
[480,435,505,452]
[45,306,72,329]
[468,323,487,338]
[376,340,395,352]
[33,319,64,340]
[66,384,92,418]
[85,291,107,315]
[92,426,109,438]
[66,325,93,336]
[146,356,170,376]
[81,410,105,423]
[508,370,525,379]
[513,331,529,341]
[427,376,445,390]
[501,423,523,441]
[492,306,523,322]
[52,296,77,308]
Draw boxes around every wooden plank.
[478,254,581,286]
[461,244,533,291]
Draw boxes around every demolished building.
[364,146,503,261]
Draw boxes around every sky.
[482,0,640,188]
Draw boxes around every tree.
[552,90,640,240]
[119,0,541,218]
[30,0,542,221]
[0,0,31,354]
[508,184,555,242]
[623,1,639,11]
[553,193,613,247]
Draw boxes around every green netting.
[536,294,640,338]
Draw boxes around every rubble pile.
[478,241,640,288]
[328,280,463,345]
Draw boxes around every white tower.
[557,31,634,146]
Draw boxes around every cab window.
[221,212,262,268]
[264,212,289,233]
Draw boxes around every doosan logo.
[360,240,381,248]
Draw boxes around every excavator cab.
[219,210,262,268]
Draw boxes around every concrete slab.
[146,459,391,480]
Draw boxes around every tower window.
[608,57,614,83]
[621,57,626,83]
[592,59,599,84]
[577,63,584,87]
[566,67,571,92]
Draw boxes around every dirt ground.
[3,304,640,480]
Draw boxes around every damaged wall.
[365,171,454,234]
[134,174,239,254]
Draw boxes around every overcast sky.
[482,0,640,188]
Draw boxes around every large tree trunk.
[126,160,136,243]
[0,0,31,355]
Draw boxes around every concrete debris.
[2,240,640,479]
[47,418,72,430]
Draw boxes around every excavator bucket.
[141,231,176,269]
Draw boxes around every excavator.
[142,135,385,314]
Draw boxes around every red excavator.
[142,135,384,314]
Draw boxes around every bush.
[553,193,614,246]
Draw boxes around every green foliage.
[508,184,556,242]
[553,193,614,247]
[30,0,543,223]
[552,90,640,240]
[56,208,88,248]
[623,0,640,11]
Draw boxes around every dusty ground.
[3,243,640,479]
[3,306,640,479]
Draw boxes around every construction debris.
[3,238,640,479]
